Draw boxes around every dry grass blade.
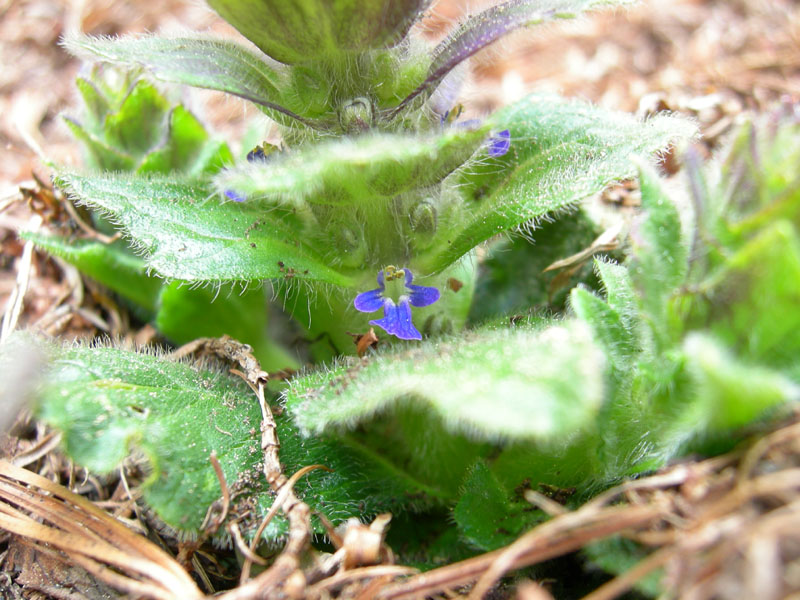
[0,459,202,600]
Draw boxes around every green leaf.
[64,35,303,125]
[216,125,489,206]
[206,0,428,65]
[690,221,800,371]
[570,286,635,373]
[103,79,170,156]
[682,333,798,432]
[424,95,695,273]
[584,537,663,598]
[137,106,234,176]
[629,163,688,340]
[21,234,296,370]
[75,76,110,129]
[27,340,435,538]
[468,211,604,322]
[154,284,298,372]
[64,117,136,171]
[286,319,605,442]
[22,235,161,313]
[454,461,544,551]
[594,258,637,329]
[53,171,354,286]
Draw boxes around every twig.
[0,215,41,343]
[229,521,268,566]
[240,463,331,583]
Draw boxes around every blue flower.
[224,189,246,203]
[488,129,511,157]
[354,266,440,340]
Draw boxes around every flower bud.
[338,97,374,133]
[409,200,437,234]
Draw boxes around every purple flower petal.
[246,146,269,162]
[370,299,422,341]
[354,289,386,313]
[403,269,440,308]
[407,284,440,308]
[224,189,246,203]
[489,129,511,157]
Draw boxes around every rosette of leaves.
[25,0,694,358]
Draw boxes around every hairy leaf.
[629,164,688,343]
[689,221,800,373]
[570,287,635,373]
[64,35,306,125]
[23,235,162,313]
[683,333,799,432]
[423,95,695,273]
[216,125,489,206]
[53,171,353,286]
[26,340,436,538]
[137,106,234,176]
[454,461,544,551]
[286,320,605,442]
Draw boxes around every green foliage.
[22,338,437,540]
[216,126,490,207]
[65,36,300,126]
[51,171,354,286]
[424,96,694,273]
[454,462,544,551]
[469,210,607,322]
[206,0,429,65]
[286,319,605,442]
[65,70,232,174]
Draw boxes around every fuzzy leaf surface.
[216,126,489,206]
[682,333,799,431]
[286,320,605,442]
[23,235,162,313]
[690,221,800,373]
[29,341,435,538]
[453,461,544,551]
[54,171,353,286]
[64,35,303,123]
[629,164,688,343]
[137,106,234,176]
[424,95,695,273]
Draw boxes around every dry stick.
[236,380,315,587]
[0,214,40,342]
[737,419,800,485]
[310,565,418,594]
[378,504,662,600]
[240,463,332,583]
[170,336,315,595]
[229,521,268,567]
[200,451,231,534]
